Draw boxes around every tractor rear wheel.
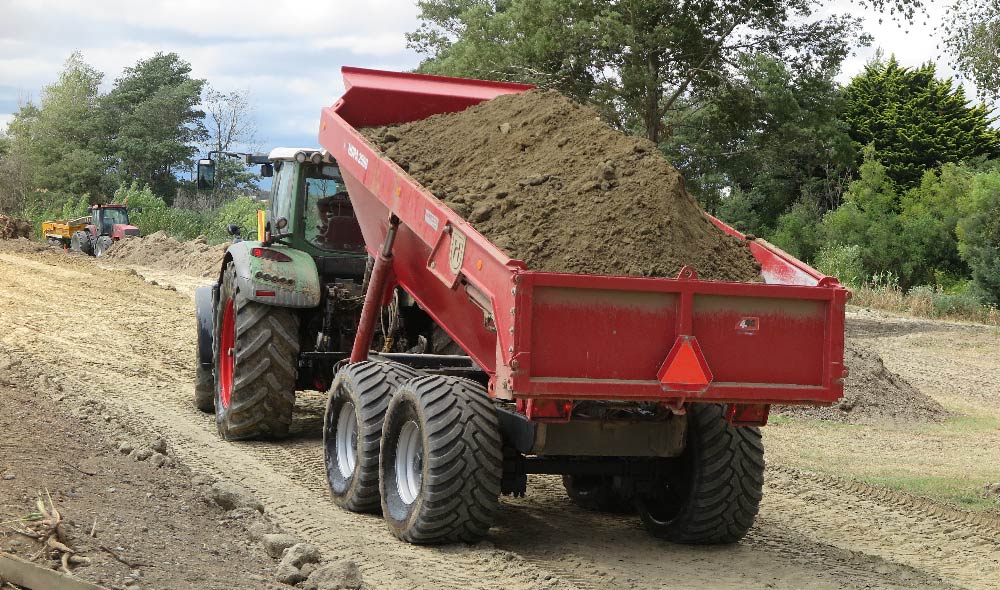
[214,261,300,440]
[635,403,764,544]
[324,361,421,513]
[94,235,113,257]
[194,360,214,412]
[562,475,634,513]
[379,376,502,544]
[70,231,91,254]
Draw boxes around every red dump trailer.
[314,67,849,545]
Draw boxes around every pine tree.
[843,56,1000,188]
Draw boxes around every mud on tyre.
[379,375,502,544]
[214,261,300,440]
[324,360,421,513]
[635,403,764,544]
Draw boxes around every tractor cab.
[89,204,139,240]
[265,148,367,278]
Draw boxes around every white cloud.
[0,0,423,149]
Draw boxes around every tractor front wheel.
[214,261,300,440]
[635,403,764,544]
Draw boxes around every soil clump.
[364,90,761,282]
[104,231,227,278]
[776,342,948,424]
[0,215,32,239]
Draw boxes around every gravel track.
[1,248,996,589]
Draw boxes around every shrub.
[208,196,263,242]
[815,244,865,287]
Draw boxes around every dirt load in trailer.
[311,67,850,547]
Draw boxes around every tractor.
[193,148,448,438]
[68,204,141,256]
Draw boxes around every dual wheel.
[323,362,502,544]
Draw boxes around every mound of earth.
[776,342,948,424]
[104,231,227,278]
[364,90,761,282]
[0,215,32,239]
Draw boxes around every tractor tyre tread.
[215,262,300,440]
[194,361,214,412]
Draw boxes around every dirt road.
[2,246,997,589]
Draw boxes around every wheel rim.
[335,402,358,477]
[218,298,236,409]
[395,421,422,505]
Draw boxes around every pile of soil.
[364,90,761,282]
[105,231,227,278]
[0,215,31,239]
[776,342,948,424]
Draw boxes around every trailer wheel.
[193,360,215,412]
[562,475,634,513]
[214,261,300,440]
[324,360,421,513]
[94,235,113,257]
[636,403,764,544]
[379,376,502,544]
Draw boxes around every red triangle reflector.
[657,336,713,392]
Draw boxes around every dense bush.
[113,182,262,242]
[815,244,865,286]
[957,169,1000,305]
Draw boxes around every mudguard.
[223,241,322,308]
[195,285,217,367]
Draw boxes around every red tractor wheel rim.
[219,298,236,409]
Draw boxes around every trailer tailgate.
[502,270,847,405]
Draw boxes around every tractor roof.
[268,147,320,161]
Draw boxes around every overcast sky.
[0,1,967,153]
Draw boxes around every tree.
[102,52,207,200]
[666,54,855,229]
[843,56,1000,188]
[407,0,922,145]
[821,145,907,280]
[941,1,1000,102]
[957,167,1000,304]
[2,52,106,203]
[201,86,261,198]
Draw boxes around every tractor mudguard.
[195,285,217,367]
[224,240,322,308]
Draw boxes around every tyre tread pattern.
[644,403,764,544]
[216,262,300,440]
[326,360,421,512]
[386,376,502,544]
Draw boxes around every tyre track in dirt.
[1,248,994,589]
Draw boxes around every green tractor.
[194,148,453,440]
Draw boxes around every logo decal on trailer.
[449,229,467,274]
[736,317,759,335]
[345,142,368,170]
[424,209,439,231]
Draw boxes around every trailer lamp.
[255,290,276,297]
[251,247,293,262]
[310,151,323,165]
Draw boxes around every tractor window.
[303,165,364,252]
[101,209,129,225]
[270,161,295,228]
